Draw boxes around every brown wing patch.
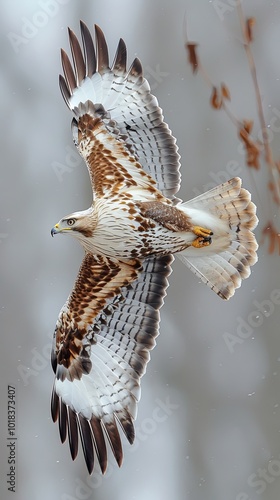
[137,201,193,232]
[54,253,141,381]
[75,107,166,201]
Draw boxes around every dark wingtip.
[51,388,59,422]
[128,57,143,80]
[80,20,96,77]
[61,48,76,93]
[58,400,68,443]
[101,419,123,468]
[78,416,95,475]
[68,27,86,85]
[112,38,127,75]
[59,74,71,108]
[94,24,109,74]
[67,407,79,461]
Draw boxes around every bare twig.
[236,3,274,167]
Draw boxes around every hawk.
[50,22,258,474]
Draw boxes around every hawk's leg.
[191,226,213,248]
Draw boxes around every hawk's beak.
[51,223,60,237]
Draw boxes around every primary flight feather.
[51,22,258,474]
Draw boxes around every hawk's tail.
[177,177,258,300]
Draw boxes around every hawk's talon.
[191,225,213,248]
[192,236,212,248]
[192,225,213,238]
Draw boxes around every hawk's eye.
[67,218,76,226]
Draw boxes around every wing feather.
[80,21,96,77]
[60,23,181,198]
[112,38,127,75]
[59,74,71,108]
[77,416,96,474]
[67,406,79,460]
[127,57,143,80]
[101,417,123,467]
[95,24,109,74]
[51,254,173,473]
[90,416,107,472]
[68,28,86,85]
[61,48,76,93]
[58,400,67,444]
[51,386,59,421]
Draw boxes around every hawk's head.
[51,207,97,240]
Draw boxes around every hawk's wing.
[51,253,173,474]
[60,22,181,199]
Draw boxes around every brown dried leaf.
[186,43,199,73]
[221,83,231,101]
[262,222,280,255]
[268,180,280,205]
[210,86,223,110]
[239,125,260,169]
[243,119,254,135]
[246,17,256,43]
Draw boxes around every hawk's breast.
[80,197,190,259]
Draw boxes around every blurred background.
[1,1,280,499]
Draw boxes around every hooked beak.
[51,223,60,237]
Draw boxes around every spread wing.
[51,253,141,382]
[51,254,173,474]
[60,22,181,199]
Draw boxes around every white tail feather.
[177,178,258,299]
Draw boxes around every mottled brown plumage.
[53,253,141,381]
[75,107,165,200]
[137,200,193,232]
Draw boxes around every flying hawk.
[51,22,258,474]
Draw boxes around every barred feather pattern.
[51,255,172,474]
[60,22,181,198]
[178,177,258,299]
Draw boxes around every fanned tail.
[177,177,258,300]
